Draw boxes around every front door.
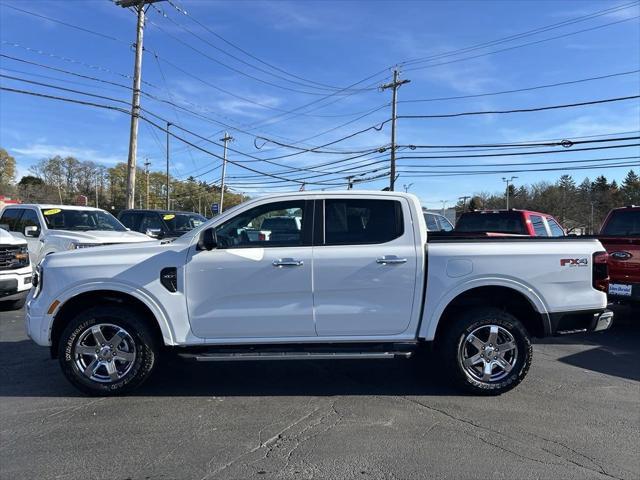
[185,199,316,339]
[313,197,418,336]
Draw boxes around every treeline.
[0,149,244,216]
[460,171,640,233]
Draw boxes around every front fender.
[46,280,177,346]
[420,276,550,341]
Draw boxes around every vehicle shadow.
[0,338,458,398]
[535,305,639,382]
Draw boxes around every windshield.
[601,210,640,236]
[456,211,527,234]
[162,213,206,232]
[41,208,126,232]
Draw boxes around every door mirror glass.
[145,228,163,239]
[24,225,40,237]
[197,228,218,251]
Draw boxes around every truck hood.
[45,229,152,244]
[0,228,27,246]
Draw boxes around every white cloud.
[11,144,126,166]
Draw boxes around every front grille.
[0,246,21,270]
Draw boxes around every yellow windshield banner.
[163,214,175,220]
[43,208,62,215]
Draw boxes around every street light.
[502,176,518,209]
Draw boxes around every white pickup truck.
[0,204,152,265]
[25,191,613,396]
[0,227,32,309]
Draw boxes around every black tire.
[439,307,532,395]
[57,304,159,396]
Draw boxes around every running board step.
[179,351,413,362]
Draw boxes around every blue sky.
[0,0,639,208]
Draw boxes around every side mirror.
[24,226,40,237]
[145,228,163,239]
[197,228,218,251]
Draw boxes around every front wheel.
[439,307,532,395]
[57,304,158,396]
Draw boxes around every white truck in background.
[0,204,152,265]
[0,227,32,310]
[24,191,612,396]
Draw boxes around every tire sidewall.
[445,309,532,395]
[58,306,156,396]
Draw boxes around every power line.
[149,3,367,94]
[403,135,640,149]
[396,160,640,178]
[404,16,640,73]
[163,0,355,92]
[398,70,640,104]
[400,1,639,67]
[399,95,640,120]
[1,3,130,44]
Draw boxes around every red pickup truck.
[598,205,640,304]
[455,209,566,237]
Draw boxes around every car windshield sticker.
[43,209,61,215]
[163,214,175,220]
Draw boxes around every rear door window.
[324,199,403,245]
[0,208,23,232]
[530,215,549,236]
[547,218,565,237]
[436,215,454,232]
[424,213,439,231]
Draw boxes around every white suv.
[0,204,152,264]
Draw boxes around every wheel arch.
[426,284,550,343]
[50,289,171,358]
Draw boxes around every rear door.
[313,197,418,336]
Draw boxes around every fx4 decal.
[560,258,589,267]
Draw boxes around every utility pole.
[166,122,171,210]
[403,183,414,193]
[116,0,160,209]
[219,132,233,213]
[458,195,470,212]
[441,200,447,216]
[144,158,151,209]
[380,67,410,192]
[502,176,518,209]
[95,172,100,208]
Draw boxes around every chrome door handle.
[273,258,304,267]
[376,256,407,265]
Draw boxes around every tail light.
[592,251,609,293]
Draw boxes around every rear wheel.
[57,304,158,396]
[439,307,532,395]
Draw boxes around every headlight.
[70,242,101,250]
[12,246,30,268]
[32,263,43,298]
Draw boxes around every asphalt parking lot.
[0,304,638,480]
